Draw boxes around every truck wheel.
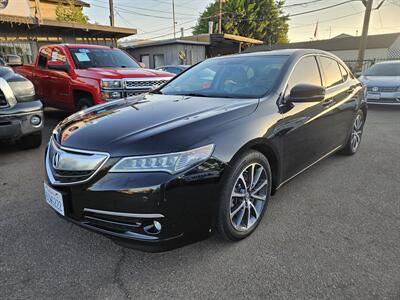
[16,132,42,150]
[76,98,93,112]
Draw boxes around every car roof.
[215,48,339,59]
[157,65,189,69]
[45,44,117,50]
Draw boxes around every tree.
[56,0,89,24]
[193,0,289,44]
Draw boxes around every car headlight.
[101,79,122,89]
[8,79,35,102]
[109,144,215,174]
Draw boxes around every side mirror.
[289,83,325,103]
[5,55,22,66]
[48,61,69,72]
[139,62,146,68]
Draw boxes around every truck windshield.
[159,55,288,99]
[68,48,140,69]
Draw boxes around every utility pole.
[109,0,115,27]
[172,0,176,38]
[356,0,373,72]
[218,0,223,34]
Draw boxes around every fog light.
[143,220,162,235]
[154,220,162,231]
[30,115,42,127]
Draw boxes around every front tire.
[76,97,93,112]
[340,110,365,155]
[217,150,272,241]
[16,131,42,150]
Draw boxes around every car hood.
[75,67,173,80]
[359,76,400,86]
[54,94,259,156]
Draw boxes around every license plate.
[367,93,381,100]
[44,182,65,216]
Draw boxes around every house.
[245,32,400,68]
[0,0,136,63]
[125,33,263,69]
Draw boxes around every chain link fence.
[343,57,400,75]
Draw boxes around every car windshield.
[364,62,400,76]
[159,55,288,98]
[69,48,140,69]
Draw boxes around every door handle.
[323,98,334,107]
[347,87,356,94]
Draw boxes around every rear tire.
[16,131,42,150]
[217,150,272,241]
[340,110,365,155]
[76,97,93,112]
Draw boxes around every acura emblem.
[372,87,379,92]
[52,151,61,169]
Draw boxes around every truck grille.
[125,78,170,90]
[0,90,8,107]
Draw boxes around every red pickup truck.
[15,44,173,112]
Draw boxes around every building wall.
[28,0,84,20]
[331,48,388,61]
[388,36,400,58]
[127,44,206,69]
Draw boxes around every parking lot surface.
[0,106,399,299]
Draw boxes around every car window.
[286,56,322,97]
[339,64,349,82]
[38,48,49,69]
[364,62,400,76]
[320,57,343,88]
[50,48,68,64]
[160,55,288,99]
[167,67,182,74]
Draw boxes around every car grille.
[367,86,398,92]
[46,139,109,185]
[124,78,170,90]
[0,89,8,107]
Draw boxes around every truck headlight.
[101,91,122,100]
[101,79,122,89]
[8,80,35,102]
[109,144,215,174]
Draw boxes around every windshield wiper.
[174,92,210,97]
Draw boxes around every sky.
[83,0,400,42]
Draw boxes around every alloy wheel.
[230,163,268,232]
[351,114,363,152]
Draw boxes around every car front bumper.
[366,91,400,105]
[0,100,43,139]
[44,143,226,251]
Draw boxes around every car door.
[31,47,51,104]
[47,47,71,110]
[318,56,359,147]
[280,55,339,180]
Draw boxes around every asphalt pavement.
[0,106,399,299]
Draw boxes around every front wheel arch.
[226,139,281,195]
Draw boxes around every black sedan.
[44,49,366,251]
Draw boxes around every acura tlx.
[44,49,367,251]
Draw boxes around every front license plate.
[44,182,65,216]
[367,93,381,100]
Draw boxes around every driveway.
[0,106,399,299]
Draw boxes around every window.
[68,48,139,69]
[160,55,288,99]
[165,67,183,75]
[339,64,349,82]
[140,55,150,68]
[50,48,67,64]
[286,56,322,96]
[37,48,48,69]
[153,54,165,69]
[320,57,343,88]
